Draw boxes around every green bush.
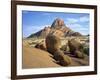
[83,47,89,56]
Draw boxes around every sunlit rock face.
[51,18,66,28]
[28,18,82,38]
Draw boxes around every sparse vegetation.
[83,47,89,56]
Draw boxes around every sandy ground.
[22,41,89,69]
[22,46,60,69]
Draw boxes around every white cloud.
[66,16,89,24]
[66,23,89,35]
[67,24,81,28]
[66,18,78,24]
[79,16,89,22]
[65,15,89,35]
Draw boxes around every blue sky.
[22,10,90,37]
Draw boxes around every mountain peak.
[28,18,82,38]
[51,18,66,28]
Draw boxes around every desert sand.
[22,41,89,69]
[22,44,60,69]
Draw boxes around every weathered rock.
[51,18,65,28]
[28,18,82,38]
[54,50,72,66]
[45,35,61,54]
[60,44,69,52]
[68,39,83,52]
[68,39,85,58]
[71,32,82,36]
[45,34,72,66]
[75,50,84,58]
[35,43,46,51]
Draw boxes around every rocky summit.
[51,18,66,28]
[28,18,82,38]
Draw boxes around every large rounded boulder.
[54,50,72,66]
[45,34,61,54]
[68,39,84,58]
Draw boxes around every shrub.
[83,47,89,56]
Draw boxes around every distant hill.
[28,18,82,38]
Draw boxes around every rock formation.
[54,50,72,66]
[68,39,85,58]
[45,34,71,66]
[45,34,61,54]
[28,18,82,38]
[51,18,66,29]
[35,40,47,51]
